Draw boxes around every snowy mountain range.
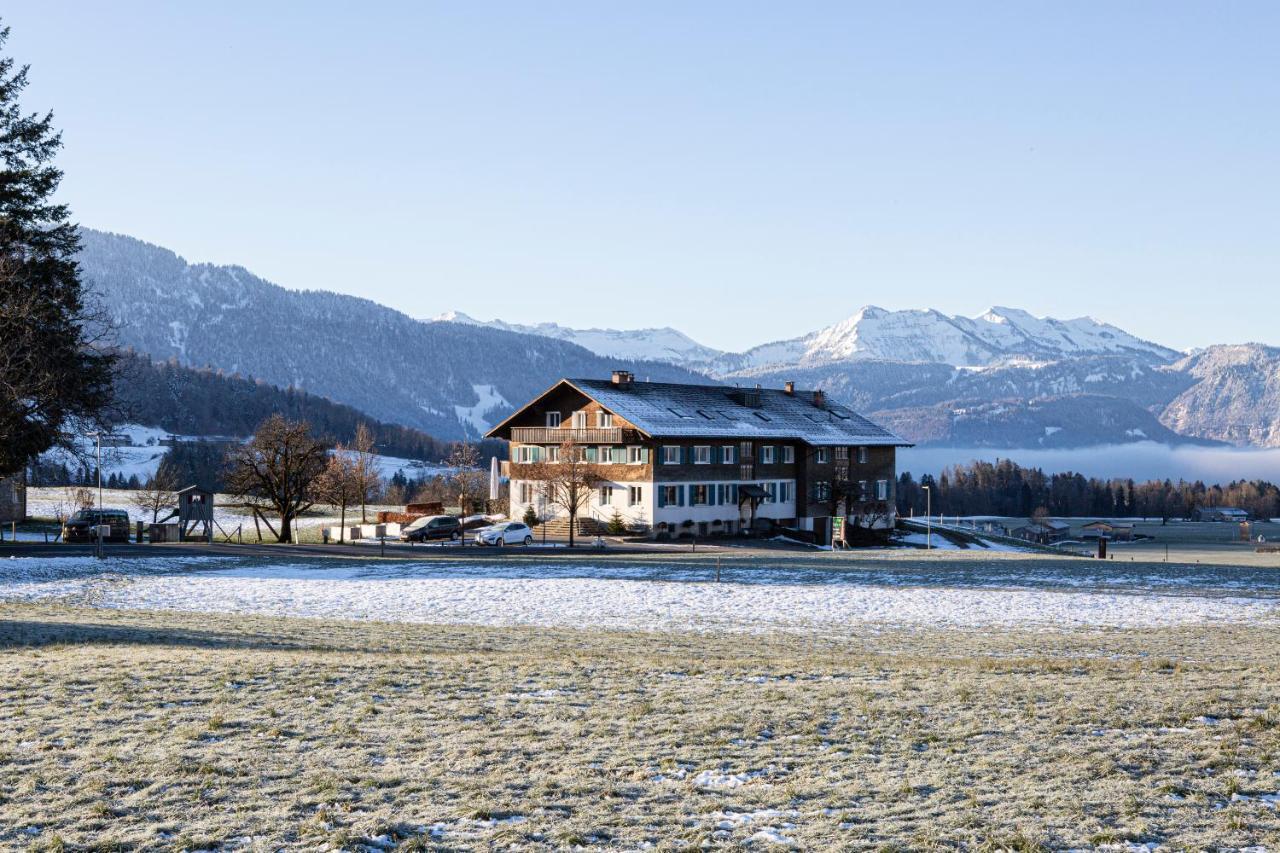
[429,305,1178,372]
[77,227,1280,448]
[78,229,705,441]
[429,312,724,367]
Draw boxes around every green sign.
[832,516,844,543]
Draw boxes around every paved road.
[0,539,731,560]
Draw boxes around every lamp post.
[923,485,931,550]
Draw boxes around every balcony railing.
[510,427,637,445]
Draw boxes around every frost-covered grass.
[1,604,1278,850]
[3,553,1280,633]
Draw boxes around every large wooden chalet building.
[488,371,911,541]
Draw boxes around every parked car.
[399,515,461,543]
[475,521,534,546]
[62,508,131,543]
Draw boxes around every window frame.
[545,411,561,428]
[662,445,680,465]
[721,445,736,464]
[596,411,613,428]
[815,448,828,464]
[628,485,643,506]
[693,445,711,465]
[760,445,775,465]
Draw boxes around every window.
[779,481,792,503]
[514,446,534,463]
[753,411,771,422]
[668,407,691,419]
[740,441,753,458]
[572,412,587,429]
[599,485,613,505]
[859,446,869,464]
[835,446,848,461]
[782,446,794,464]
[696,409,715,420]
[545,411,561,427]
[692,484,709,505]
[519,483,534,503]
[859,480,869,500]
[693,445,711,464]
[598,446,611,463]
[662,445,680,465]
[661,485,680,505]
[597,411,613,428]
[815,448,828,464]
[814,481,831,501]
[628,446,646,464]
[877,479,889,501]
[760,445,775,464]
[584,447,598,462]
[721,445,736,464]
[629,486,643,506]
[545,446,560,463]
[835,465,848,482]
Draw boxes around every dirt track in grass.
[2,604,1278,851]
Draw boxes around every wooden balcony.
[510,427,637,445]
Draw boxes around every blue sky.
[6,2,1278,352]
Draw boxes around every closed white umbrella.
[489,455,500,501]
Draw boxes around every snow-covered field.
[2,555,1277,633]
[38,424,448,482]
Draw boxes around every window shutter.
[642,447,650,464]
[677,485,685,506]
[657,488,666,508]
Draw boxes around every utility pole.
[923,485,932,550]
[86,431,103,558]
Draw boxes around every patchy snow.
[897,532,964,550]
[453,384,509,436]
[2,555,1278,634]
[692,767,774,790]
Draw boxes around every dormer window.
[545,412,561,428]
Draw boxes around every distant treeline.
[896,458,1280,520]
[110,349,505,462]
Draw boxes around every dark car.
[399,515,462,543]
[62,508,132,543]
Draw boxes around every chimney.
[611,370,634,389]
[784,381,795,395]
[812,390,826,409]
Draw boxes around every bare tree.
[447,441,488,545]
[315,446,362,543]
[350,423,380,523]
[224,415,328,543]
[131,466,180,523]
[526,439,604,547]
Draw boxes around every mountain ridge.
[76,227,1279,449]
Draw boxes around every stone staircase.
[536,515,606,540]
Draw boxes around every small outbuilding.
[176,485,215,542]
[1081,520,1135,541]
[1195,507,1249,523]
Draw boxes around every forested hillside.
[110,350,489,461]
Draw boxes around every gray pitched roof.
[563,378,911,446]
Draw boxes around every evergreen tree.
[0,21,114,477]
[522,505,539,528]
